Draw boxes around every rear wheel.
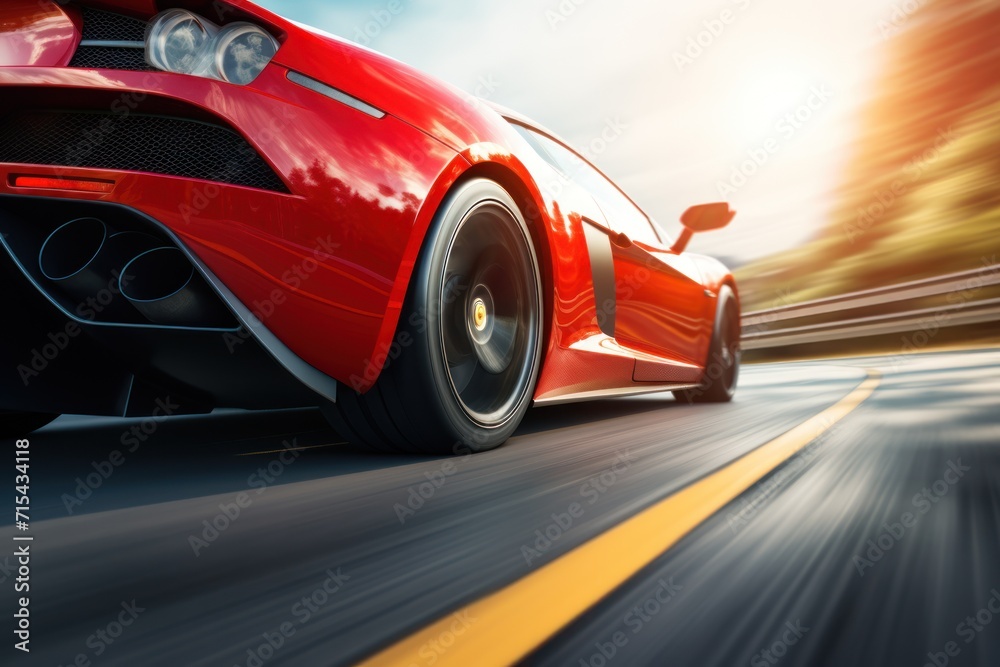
[0,411,59,438]
[674,285,740,404]
[325,179,543,454]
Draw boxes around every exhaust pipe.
[38,219,159,317]
[119,248,233,328]
[38,218,109,298]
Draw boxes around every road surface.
[4,348,999,666]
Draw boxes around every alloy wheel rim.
[439,201,539,426]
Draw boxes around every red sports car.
[0,0,740,453]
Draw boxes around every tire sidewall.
[410,179,543,453]
[708,285,740,400]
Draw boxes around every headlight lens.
[214,23,280,85]
[145,10,278,85]
[146,10,217,75]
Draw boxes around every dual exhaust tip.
[38,217,232,328]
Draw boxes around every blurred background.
[260,0,999,342]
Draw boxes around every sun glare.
[724,61,817,145]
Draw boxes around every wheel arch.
[722,276,740,311]
[359,152,556,393]
[721,276,742,344]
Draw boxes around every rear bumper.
[0,194,332,417]
[0,64,462,391]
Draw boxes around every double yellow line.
[359,372,881,666]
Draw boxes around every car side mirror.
[670,203,735,253]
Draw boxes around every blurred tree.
[738,0,1000,308]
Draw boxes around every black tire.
[0,412,59,438]
[674,285,740,404]
[324,179,544,455]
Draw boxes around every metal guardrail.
[742,266,1000,350]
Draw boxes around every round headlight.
[214,23,279,85]
[146,9,217,75]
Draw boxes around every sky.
[256,0,918,266]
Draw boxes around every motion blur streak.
[357,374,881,666]
[529,350,1000,666]
[738,0,1000,308]
[10,351,998,665]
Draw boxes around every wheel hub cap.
[466,284,514,374]
[471,295,490,335]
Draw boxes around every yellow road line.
[357,371,882,667]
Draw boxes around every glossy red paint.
[0,0,736,404]
[610,241,712,370]
[0,0,79,67]
[58,0,505,152]
[0,64,461,388]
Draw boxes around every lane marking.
[235,442,347,457]
[357,371,882,666]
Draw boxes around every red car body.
[0,0,736,425]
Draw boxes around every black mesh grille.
[0,111,288,193]
[79,6,149,42]
[70,7,154,72]
[69,46,152,71]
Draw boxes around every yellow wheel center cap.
[473,299,488,331]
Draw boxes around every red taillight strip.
[11,176,116,193]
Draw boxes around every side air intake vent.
[69,7,154,72]
[0,111,289,193]
[70,46,151,71]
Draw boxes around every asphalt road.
[3,348,999,667]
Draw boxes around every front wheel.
[325,179,544,455]
[674,285,740,404]
[0,411,60,438]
